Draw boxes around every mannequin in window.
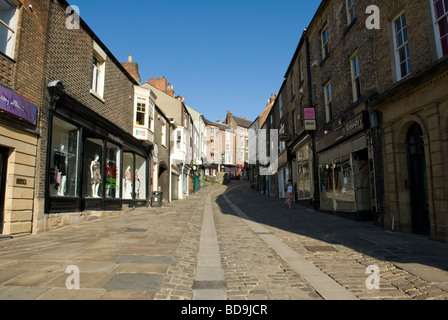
[124,166,132,199]
[90,155,101,198]
[135,169,140,199]
[54,144,68,196]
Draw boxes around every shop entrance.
[406,123,430,235]
[0,148,8,234]
[353,149,372,220]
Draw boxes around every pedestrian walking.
[285,179,294,210]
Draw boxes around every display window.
[296,144,313,199]
[135,155,146,200]
[106,142,121,199]
[83,138,104,198]
[123,152,134,199]
[49,117,79,197]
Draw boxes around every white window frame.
[431,0,448,58]
[211,152,215,162]
[211,127,215,134]
[350,50,361,102]
[0,0,19,59]
[135,97,147,127]
[392,12,411,81]
[91,42,107,100]
[324,81,332,123]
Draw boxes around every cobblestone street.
[0,182,448,301]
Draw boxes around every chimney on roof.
[128,55,133,63]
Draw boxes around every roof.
[205,119,233,132]
[141,82,184,124]
[232,116,253,128]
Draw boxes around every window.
[149,102,155,132]
[324,81,333,123]
[91,42,107,99]
[346,0,356,25]
[298,58,304,85]
[321,25,329,59]
[279,94,283,119]
[0,0,18,58]
[432,0,448,57]
[211,152,215,162]
[393,13,411,80]
[161,119,167,147]
[49,117,79,197]
[241,137,244,147]
[135,155,147,200]
[226,142,230,152]
[350,51,361,102]
[211,139,215,148]
[123,152,134,200]
[83,137,103,198]
[290,70,295,97]
[211,127,215,134]
[136,97,146,127]
[106,142,121,199]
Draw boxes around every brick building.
[0,0,49,235]
[258,0,448,242]
[32,0,151,233]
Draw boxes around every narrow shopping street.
[0,182,447,302]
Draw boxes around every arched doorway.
[406,123,430,235]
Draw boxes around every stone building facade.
[0,0,50,235]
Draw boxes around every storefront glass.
[49,117,79,197]
[123,152,134,199]
[297,144,313,199]
[83,138,103,198]
[135,155,146,200]
[106,142,121,199]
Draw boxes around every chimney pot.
[128,55,132,63]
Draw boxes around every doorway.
[0,148,9,234]
[406,123,430,235]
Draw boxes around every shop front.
[291,136,314,203]
[44,93,151,216]
[316,111,374,220]
[0,86,38,235]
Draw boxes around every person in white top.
[285,179,294,210]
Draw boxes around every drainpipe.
[305,36,319,210]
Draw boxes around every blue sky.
[70,0,321,122]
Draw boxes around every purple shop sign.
[0,86,37,127]
[303,107,316,120]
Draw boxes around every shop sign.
[304,120,316,131]
[0,86,37,127]
[303,107,316,120]
[303,107,316,131]
[343,111,369,136]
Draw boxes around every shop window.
[49,117,79,197]
[123,152,134,199]
[0,0,18,59]
[106,142,121,199]
[83,138,103,198]
[135,155,147,200]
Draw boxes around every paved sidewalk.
[0,187,211,300]
[222,182,448,300]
